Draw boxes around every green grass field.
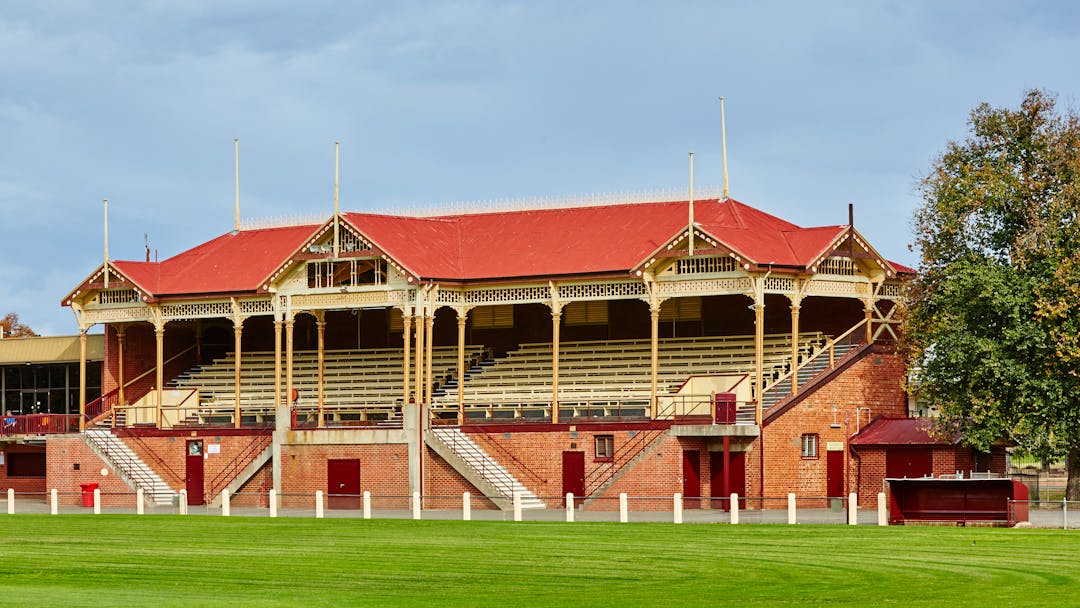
[0,516,1076,607]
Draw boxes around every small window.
[801,434,818,459]
[595,435,614,461]
[6,452,46,477]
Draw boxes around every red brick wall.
[0,443,47,495]
[424,448,498,510]
[279,443,409,508]
[46,435,143,506]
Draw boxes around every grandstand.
[28,195,935,511]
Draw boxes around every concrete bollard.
[363,491,372,520]
[877,492,887,526]
[788,493,797,525]
[462,492,471,521]
[179,490,188,515]
[674,493,683,524]
[93,488,101,515]
[269,489,278,518]
[619,493,628,523]
[221,490,230,517]
[136,488,144,515]
[51,489,58,515]
[566,493,575,523]
[848,492,858,525]
[315,491,324,518]
[412,491,421,520]
[730,493,739,524]
[7,488,14,514]
[513,492,522,522]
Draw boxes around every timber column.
[233,320,243,429]
[790,303,801,395]
[316,312,326,428]
[402,309,412,404]
[425,312,434,424]
[864,306,874,344]
[78,328,88,432]
[273,320,282,410]
[116,326,126,405]
[456,308,468,425]
[551,307,562,424]
[754,302,765,426]
[649,304,660,419]
[154,317,165,428]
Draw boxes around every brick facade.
[0,443,47,495]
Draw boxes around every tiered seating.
[170,345,486,412]
[432,333,826,409]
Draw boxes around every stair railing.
[206,433,273,501]
[86,345,197,427]
[123,432,185,488]
[467,428,548,486]
[583,400,675,497]
[432,428,516,500]
[83,431,173,503]
[759,319,867,407]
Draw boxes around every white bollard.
[412,491,421,520]
[848,492,858,525]
[1063,497,1068,530]
[315,490,324,518]
[93,488,101,515]
[513,492,522,522]
[462,492,471,521]
[363,491,372,520]
[221,489,230,517]
[7,488,14,514]
[179,490,188,515]
[877,492,887,526]
[566,493,575,522]
[619,493,628,523]
[730,493,739,524]
[788,492,797,524]
[136,488,144,515]
[51,489,58,515]
[269,489,278,518]
[673,493,683,524]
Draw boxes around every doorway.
[562,451,585,506]
[185,440,205,506]
[327,459,362,509]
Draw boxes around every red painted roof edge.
[849,416,960,446]
[61,262,152,306]
[783,225,848,268]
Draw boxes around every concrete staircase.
[428,426,545,511]
[83,428,177,506]
[209,444,273,507]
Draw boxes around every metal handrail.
[468,428,548,485]
[87,345,197,425]
[432,428,518,500]
[583,401,675,496]
[760,320,867,399]
[206,433,272,501]
[124,432,184,486]
[83,430,173,503]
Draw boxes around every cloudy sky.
[3,2,1080,335]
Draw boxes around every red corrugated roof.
[850,417,958,446]
[73,198,906,298]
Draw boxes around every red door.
[826,450,845,498]
[327,459,362,509]
[682,450,701,508]
[562,451,585,506]
[709,451,746,510]
[185,440,205,506]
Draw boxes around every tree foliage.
[905,90,1080,499]
[0,312,37,338]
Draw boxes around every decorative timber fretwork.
[557,281,646,301]
[653,276,753,297]
[79,305,152,325]
[762,276,796,293]
[672,255,739,275]
[238,299,275,315]
[879,282,901,298]
[461,285,551,306]
[161,301,233,320]
[289,289,407,311]
[818,256,857,276]
[804,279,871,299]
[93,288,141,306]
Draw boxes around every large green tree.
[905,89,1080,500]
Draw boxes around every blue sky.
[3,1,1080,335]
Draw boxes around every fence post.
[363,491,372,520]
[1064,497,1069,530]
[877,492,887,526]
[412,491,421,520]
[848,492,857,525]
[513,492,523,522]
[6,488,13,514]
[787,493,797,524]
[674,493,683,524]
[179,489,188,515]
[51,489,58,515]
[269,489,278,518]
[315,490,324,519]
[221,490,230,517]
[619,493,628,523]
[93,488,101,515]
[462,492,471,521]
[136,488,144,515]
[566,493,575,523]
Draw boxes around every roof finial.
[333,140,341,259]
[234,138,240,233]
[720,96,730,200]
[688,152,695,257]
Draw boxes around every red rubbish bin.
[80,483,99,507]
[714,392,737,424]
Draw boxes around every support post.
[78,329,87,432]
[425,313,435,422]
[415,299,425,409]
[754,303,765,426]
[650,305,660,419]
[273,320,282,410]
[865,307,874,344]
[790,304,801,395]
[551,308,561,423]
[788,492,797,524]
[155,322,165,428]
[848,492,858,525]
[722,435,731,499]
[566,494,575,522]
[457,310,467,425]
[116,326,126,405]
[317,313,326,428]
[285,319,295,420]
[674,493,683,524]
[402,312,413,405]
[877,492,887,526]
[233,321,243,429]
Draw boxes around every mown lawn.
[0,516,1076,607]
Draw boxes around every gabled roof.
[65,197,910,300]
[849,417,958,447]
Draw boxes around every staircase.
[427,426,545,511]
[761,342,856,409]
[582,423,670,505]
[83,429,177,505]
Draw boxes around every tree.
[0,313,37,338]
[904,89,1080,500]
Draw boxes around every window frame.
[594,434,614,462]
[800,433,819,459]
